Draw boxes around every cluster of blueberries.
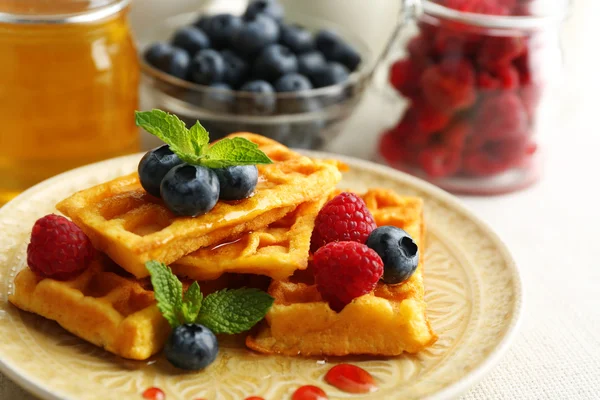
[143,0,361,117]
[138,145,259,217]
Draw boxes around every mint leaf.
[189,121,209,155]
[196,288,274,334]
[201,137,273,168]
[135,110,203,165]
[145,260,183,328]
[181,281,203,324]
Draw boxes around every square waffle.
[171,195,331,281]
[9,255,271,360]
[9,255,169,360]
[245,189,438,356]
[56,133,344,278]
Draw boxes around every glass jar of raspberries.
[379,0,569,194]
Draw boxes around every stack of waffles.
[9,133,436,360]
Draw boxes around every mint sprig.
[135,110,273,168]
[146,261,274,334]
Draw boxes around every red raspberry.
[434,28,483,58]
[441,120,471,149]
[310,193,377,253]
[313,242,384,312]
[412,97,452,134]
[421,58,477,112]
[418,144,461,178]
[389,59,422,98]
[477,65,520,90]
[379,129,415,166]
[463,136,529,176]
[513,48,535,85]
[407,34,433,64]
[27,214,94,280]
[475,92,528,139]
[478,36,525,68]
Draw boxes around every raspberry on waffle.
[56,133,344,278]
[246,189,437,356]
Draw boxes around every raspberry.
[433,28,482,58]
[513,49,534,85]
[421,58,477,112]
[463,136,528,176]
[418,144,461,178]
[475,92,528,139]
[477,65,520,90]
[412,96,452,134]
[407,34,433,64]
[27,214,94,280]
[478,36,525,68]
[379,129,414,166]
[313,242,383,312]
[310,193,377,253]
[389,59,422,98]
[440,120,471,149]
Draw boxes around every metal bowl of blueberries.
[140,0,374,149]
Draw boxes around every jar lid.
[421,0,571,30]
[0,0,130,24]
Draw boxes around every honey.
[0,1,139,204]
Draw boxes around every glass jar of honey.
[0,0,140,204]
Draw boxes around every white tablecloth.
[2,0,599,398]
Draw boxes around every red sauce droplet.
[142,387,165,400]
[245,397,265,400]
[292,385,328,400]
[325,363,377,394]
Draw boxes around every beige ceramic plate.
[0,152,522,400]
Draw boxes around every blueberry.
[194,15,212,32]
[144,42,191,80]
[253,44,298,82]
[244,0,284,22]
[274,73,313,92]
[190,49,226,85]
[232,14,279,57]
[315,29,361,71]
[237,80,276,115]
[309,62,349,88]
[138,145,183,197]
[213,165,258,200]
[297,51,327,76]
[171,26,210,56]
[204,14,243,49]
[160,164,220,217]
[195,83,234,113]
[366,226,419,284]
[220,50,248,87]
[164,324,218,370]
[279,24,314,54]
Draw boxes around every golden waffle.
[57,133,343,278]
[9,255,169,360]
[246,189,437,356]
[171,195,330,281]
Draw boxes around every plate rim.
[0,151,523,400]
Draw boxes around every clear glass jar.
[377,0,569,194]
[0,0,140,204]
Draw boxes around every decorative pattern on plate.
[0,153,522,400]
